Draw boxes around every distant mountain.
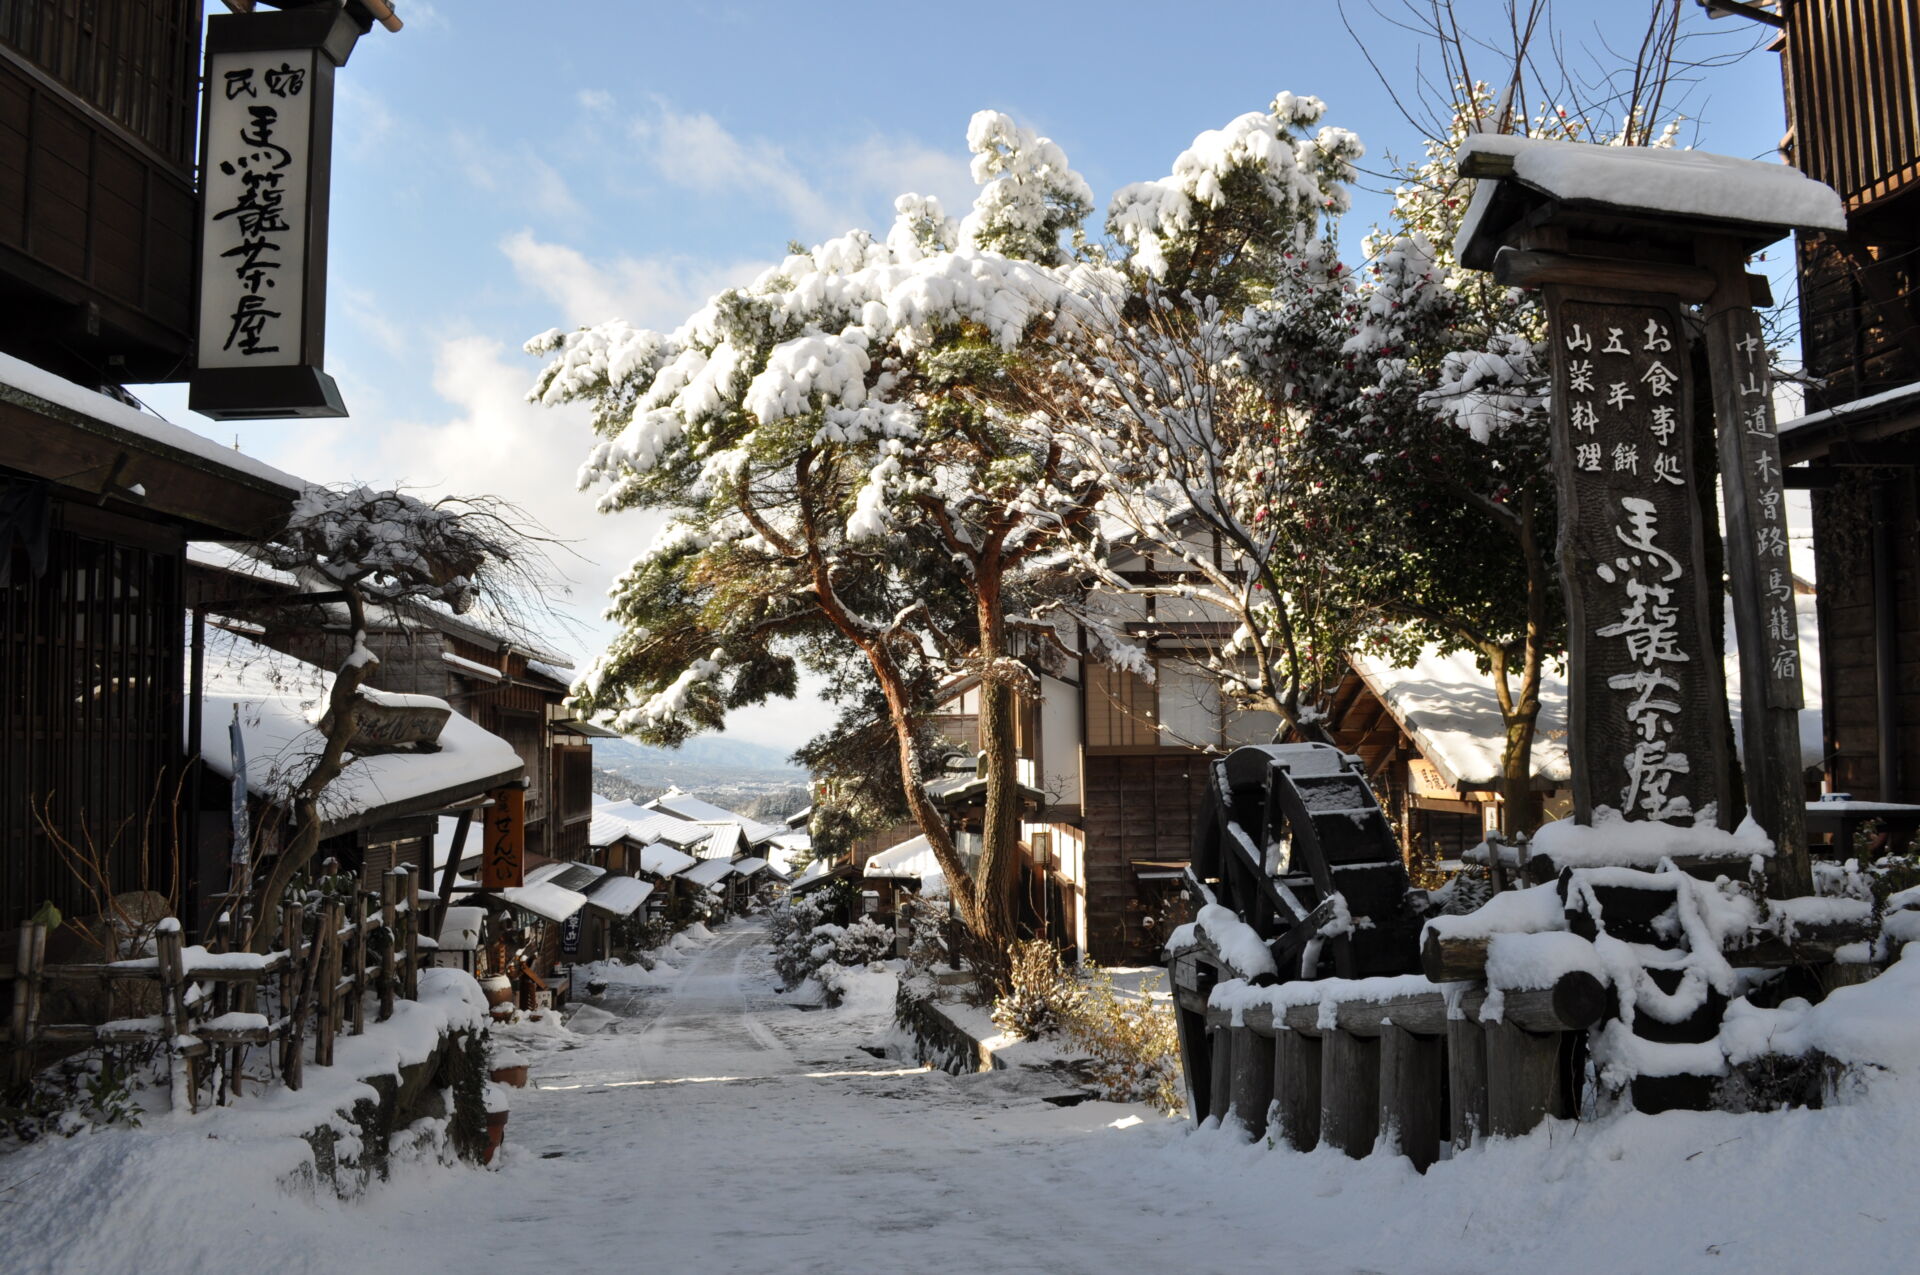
[590,736,805,800]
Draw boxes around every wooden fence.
[1171,947,1605,1172]
[4,865,425,1111]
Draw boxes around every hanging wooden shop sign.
[1545,294,1732,827]
[481,787,526,890]
[189,6,366,420]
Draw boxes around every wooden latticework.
[1,502,184,927]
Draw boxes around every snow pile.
[1423,881,1568,945]
[1165,904,1278,980]
[1532,810,1775,870]
[1720,948,1920,1073]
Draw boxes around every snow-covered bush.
[1060,966,1184,1116]
[990,939,1083,1040]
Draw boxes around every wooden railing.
[1785,0,1920,213]
[4,865,425,1110]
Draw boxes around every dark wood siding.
[3,492,184,925]
[1082,754,1209,964]
[1784,0,1920,212]
[1812,469,1920,802]
[0,4,199,379]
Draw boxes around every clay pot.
[483,1110,509,1166]
[490,1063,530,1088]
[479,975,514,1008]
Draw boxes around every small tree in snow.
[244,484,549,949]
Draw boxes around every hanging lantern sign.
[189,5,368,420]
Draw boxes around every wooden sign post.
[481,787,525,890]
[1700,242,1811,897]
[1455,134,1846,896]
[1544,292,1731,825]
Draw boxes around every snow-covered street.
[9,916,1920,1274]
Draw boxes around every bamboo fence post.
[350,889,369,1036]
[378,871,398,1023]
[279,901,302,1034]
[314,901,341,1069]
[8,923,48,1091]
[233,974,254,1099]
[280,904,309,1090]
[402,865,420,1000]
[211,915,233,1103]
[155,923,196,1113]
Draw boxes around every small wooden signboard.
[481,787,525,890]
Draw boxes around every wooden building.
[186,545,597,863]
[0,3,309,932]
[1772,0,1920,807]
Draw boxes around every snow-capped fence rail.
[1171,931,1608,1170]
[2,864,424,1109]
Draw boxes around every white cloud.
[625,99,975,243]
[500,230,770,330]
[452,133,584,225]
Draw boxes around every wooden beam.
[1493,247,1718,303]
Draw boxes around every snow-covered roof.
[0,350,302,493]
[637,843,698,878]
[590,808,636,848]
[527,658,578,688]
[863,834,944,885]
[1453,134,1847,267]
[680,858,736,889]
[695,823,743,860]
[198,631,523,833]
[497,880,589,923]
[584,874,654,917]
[437,907,487,953]
[731,857,769,877]
[1350,647,1573,793]
[1354,589,1824,792]
[596,802,713,848]
[793,859,830,886]
[647,790,782,842]
[526,860,604,893]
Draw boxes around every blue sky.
[143,1,1795,752]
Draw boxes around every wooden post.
[8,923,48,1090]
[350,888,369,1036]
[1319,1029,1380,1158]
[314,901,341,1069]
[402,865,420,1000]
[1273,1029,1322,1152]
[1448,1017,1489,1150]
[1207,1026,1233,1126]
[155,922,196,1113]
[1227,1024,1274,1141]
[282,907,315,1092]
[1173,1003,1210,1123]
[378,871,398,1023]
[1485,1021,1562,1137]
[1700,240,1812,898]
[1377,1027,1446,1172]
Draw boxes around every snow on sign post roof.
[1454,133,1846,898]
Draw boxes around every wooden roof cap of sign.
[1452,132,1849,295]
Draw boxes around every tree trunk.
[1499,707,1542,835]
[969,571,1021,989]
[250,590,377,953]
